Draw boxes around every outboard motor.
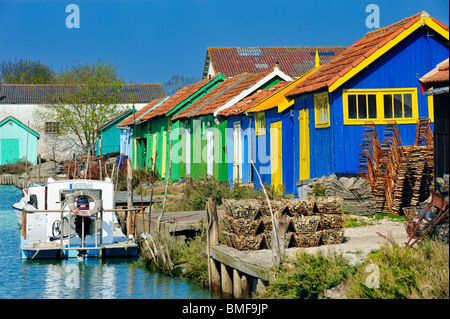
[75,196,91,240]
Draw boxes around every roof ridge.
[184,74,252,118]
[364,11,422,38]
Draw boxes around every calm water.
[0,185,210,299]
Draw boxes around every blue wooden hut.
[0,116,40,165]
[282,11,449,193]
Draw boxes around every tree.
[34,59,134,155]
[0,59,56,84]
[162,74,199,96]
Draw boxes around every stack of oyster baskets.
[222,196,345,251]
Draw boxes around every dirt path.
[287,219,409,265]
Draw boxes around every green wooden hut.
[172,67,293,182]
[0,116,40,165]
[132,74,226,181]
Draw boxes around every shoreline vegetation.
[131,175,448,299]
[2,161,448,299]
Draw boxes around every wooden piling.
[221,263,233,298]
[233,269,242,299]
[127,158,133,238]
[209,258,221,292]
[241,275,250,299]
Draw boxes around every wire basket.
[293,231,322,248]
[321,228,345,245]
[289,215,320,234]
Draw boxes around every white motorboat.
[13,178,139,259]
[12,182,45,226]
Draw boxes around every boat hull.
[21,243,139,259]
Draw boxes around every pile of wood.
[358,118,434,215]
[222,196,345,251]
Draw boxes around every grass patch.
[343,217,369,228]
[369,212,406,223]
[259,251,358,299]
[346,239,449,299]
[0,160,32,175]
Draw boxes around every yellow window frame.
[314,92,330,128]
[342,88,419,125]
[255,111,266,135]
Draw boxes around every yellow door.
[299,109,310,180]
[270,121,282,188]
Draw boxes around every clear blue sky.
[0,0,448,84]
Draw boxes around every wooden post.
[241,275,250,299]
[206,198,219,292]
[209,258,221,292]
[207,198,219,245]
[157,128,172,232]
[233,269,242,299]
[127,158,133,238]
[256,279,267,296]
[38,155,41,182]
[251,161,280,265]
[98,159,102,180]
[221,263,233,298]
[272,210,286,263]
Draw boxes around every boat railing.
[22,207,142,258]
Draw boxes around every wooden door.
[270,121,282,187]
[206,129,213,177]
[298,109,310,180]
[233,122,242,182]
[1,138,19,164]
[185,127,191,176]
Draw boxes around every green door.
[1,138,20,164]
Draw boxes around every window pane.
[323,101,328,123]
[348,95,357,119]
[368,94,377,118]
[384,94,393,118]
[393,94,403,118]
[318,104,323,123]
[358,95,367,119]
[404,94,413,118]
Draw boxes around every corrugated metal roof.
[117,97,165,127]
[173,72,269,121]
[0,83,164,104]
[203,46,347,79]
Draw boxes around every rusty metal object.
[358,118,434,215]
[405,191,449,247]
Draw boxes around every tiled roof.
[0,83,164,104]
[217,81,290,117]
[172,72,269,121]
[419,58,449,84]
[203,47,347,79]
[286,11,449,97]
[117,97,165,127]
[140,75,220,121]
